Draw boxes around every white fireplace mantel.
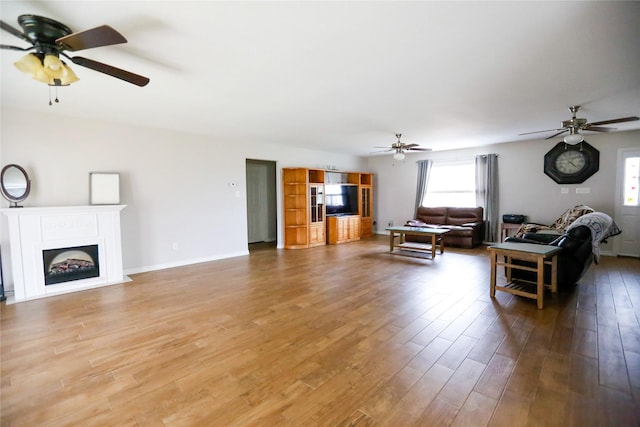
[2,205,127,303]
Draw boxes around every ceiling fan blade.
[586,116,640,126]
[406,147,432,151]
[403,143,420,149]
[545,130,569,140]
[0,20,31,44]
[57,25,127,51]
[370,149,393,153]
[69,56,149,87]
[0,44,32,51]
[519,128,563,136]
[583,126,614,133]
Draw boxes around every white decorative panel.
[41,214,98,241]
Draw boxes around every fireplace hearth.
[43,245,100,285]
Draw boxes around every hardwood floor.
[248,241,278,253]
[1,235,639,426]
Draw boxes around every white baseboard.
[124,251,250,276]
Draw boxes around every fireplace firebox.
[43,245,100,285]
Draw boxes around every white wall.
[368,130,640,251]
[0,109,367,290]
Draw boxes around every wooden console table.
[386,226,450,259]
[488,242,561,309]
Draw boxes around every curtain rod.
[416,153,498,163]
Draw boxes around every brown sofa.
[405,207,485,248]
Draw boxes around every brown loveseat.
[405,207,485,248]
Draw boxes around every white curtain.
[475,154,499,242]
[414,160,432,216]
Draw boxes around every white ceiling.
[2,1,639,156]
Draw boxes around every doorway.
[615,147,640,257]
[246,159,277,251]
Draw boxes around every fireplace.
[43,244,100,285]
[1,205,126,303]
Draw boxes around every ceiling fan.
[374,133,431,160]
[1,14,150,102]
[519,105,639,144]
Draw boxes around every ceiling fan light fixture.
[33,67,53,84]
[393,152,405,161]
[43,54,66,79]
[32,67,73,86]
[14,53,44,75]
[59,62,79,85]
[564,133,584,144]
[15,53,79,86]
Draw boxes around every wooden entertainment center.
[282,168,374,249]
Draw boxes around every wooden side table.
[500,222,521,241]
[488,242,562,309]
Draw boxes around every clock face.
[555,150,586,174]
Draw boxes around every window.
[423,160,475,207]
[624,156,639,206]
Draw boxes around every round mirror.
[0,164,31,208]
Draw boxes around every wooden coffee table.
[386,226,450,259]
[488,242,562,309]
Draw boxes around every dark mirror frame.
[0,164,31,208]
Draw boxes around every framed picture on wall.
[90,172,120,205]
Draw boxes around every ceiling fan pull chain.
[47,86,61,106]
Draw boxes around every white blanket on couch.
[566,212,622,263]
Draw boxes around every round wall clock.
[543,141,599,184]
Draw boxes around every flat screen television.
[325,184,359,216]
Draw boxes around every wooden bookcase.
[308,183,326,247]
[359,173,373,237]
[282,168,325,249]
[283,168,308,249]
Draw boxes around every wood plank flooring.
[1,235,639,426]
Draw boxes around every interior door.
[246,162,269,244]
[615,147,640,257]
